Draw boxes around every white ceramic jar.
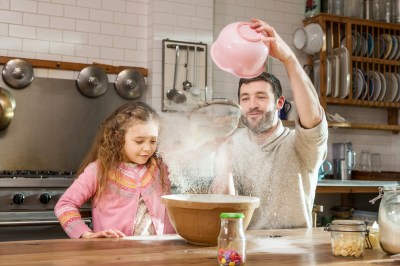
[378,186,400,254]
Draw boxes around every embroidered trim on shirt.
[111,158,157,192]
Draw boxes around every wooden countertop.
[0,228,396,265]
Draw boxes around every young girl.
[55,102,175,239]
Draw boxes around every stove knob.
[12,193,25,204]
[39,193,52,204]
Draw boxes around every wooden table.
[0,228,396,265]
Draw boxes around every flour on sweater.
[212,118,328,229]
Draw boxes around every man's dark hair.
[238,72,283,101]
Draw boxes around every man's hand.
[249,18,295,65]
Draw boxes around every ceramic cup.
[278,100,292,120]
[318,160,332,180]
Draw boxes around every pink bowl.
[211,22,269,78]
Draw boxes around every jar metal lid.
[220,213,245,219]
[324,219,369,233]
[382,185,400,191]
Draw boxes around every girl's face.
[123,120,159,164]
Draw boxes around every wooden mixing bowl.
[161,194,260,246]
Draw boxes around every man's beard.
[241,108,276,134]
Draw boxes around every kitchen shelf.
[303,14,400,133]
[0,56,148,76]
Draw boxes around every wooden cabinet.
[303,14,400,132]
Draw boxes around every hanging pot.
[2,59,34,89]
[115,69,146,99]
[0,87,16,131]
[76,66,108,98]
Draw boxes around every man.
[210,18,328,229]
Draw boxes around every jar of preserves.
[324,219,370,257]
[376,186,400,254]
[218,213,245,266]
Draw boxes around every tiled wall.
[0,0,150,81]
[146,0,214,110]
[0,0,399,171]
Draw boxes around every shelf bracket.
[387,109,399,135]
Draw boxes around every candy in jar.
[218,213,245,266]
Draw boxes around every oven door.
[0,211,91,241]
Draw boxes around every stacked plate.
[322,47,350,99]
[373,34,400,60]
[343,31,400,61]
[351,70,400,103]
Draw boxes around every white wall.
[0,0,399,171]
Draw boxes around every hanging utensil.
[76,66,108,98]
[190,46,201,96]
[115,69,146,99]
[166,45,186,103]
[182,47,192,91]
[2,59,34,89]
[0,87,16,131]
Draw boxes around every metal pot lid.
[115,69,146,99]
[76,66,108,98]
[2,59,34,89]
[0,87,16,131]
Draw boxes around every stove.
[0,170,91,241]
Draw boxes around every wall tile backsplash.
[1,0,399,171]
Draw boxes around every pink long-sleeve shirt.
[54,158,175,238]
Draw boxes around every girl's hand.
[81,229,126,239]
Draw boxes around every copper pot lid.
[2,59,34,89]
[115,69,146,99]
[0,87,16,131]
[76,66,108,98]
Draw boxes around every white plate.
[341,33,357,55]
[395,36,400,61]
[356,31,364,56]
[329,55,340,98]
[313,59,320,95]
[381,34,392,60]
[388,35,398,60]
[371,71,381,101]
[384,72,398,102]
[353,68,364,100]
[365,74,374,100]
[333,47,350,99]
[326,58,332,96]
[377,71,386,101]
[394,73,400,102]
[391,73,399,102]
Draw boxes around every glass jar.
[325,220,370,257]
[218,213,245,266]
[378,186,400,254]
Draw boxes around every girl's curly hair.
[78,102,167,200]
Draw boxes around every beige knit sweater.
[212,118,328,230]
